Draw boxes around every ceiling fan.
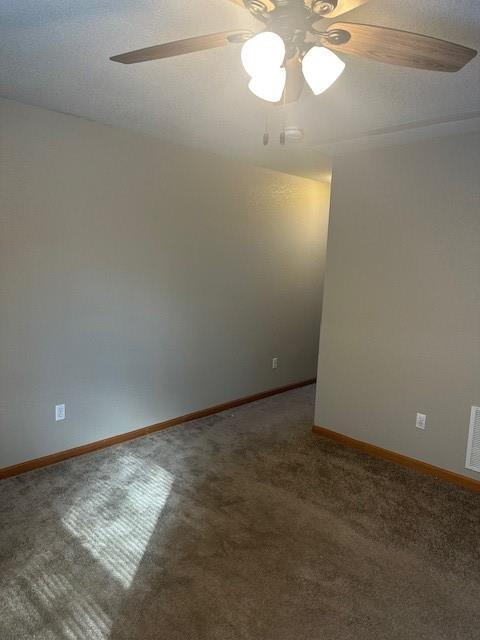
[110,0,477,104]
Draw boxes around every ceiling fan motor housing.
[265,0,313,52]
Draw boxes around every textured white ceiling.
[1,0,479,181]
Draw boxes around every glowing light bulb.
[302,46,345,95]
[248,67,287,103]
[241,32,286,77]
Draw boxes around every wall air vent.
[465,406,480,473]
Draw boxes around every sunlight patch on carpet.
[62,452,174,589]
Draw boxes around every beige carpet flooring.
[1,384,480,639]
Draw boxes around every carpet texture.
[1,385,479,640]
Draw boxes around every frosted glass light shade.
[248,67,286,103]
[241,32,286,77]
[302,46,345,95]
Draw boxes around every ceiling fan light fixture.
[241,31,286,77]
[248,67,287,102]
[302,46,345,95]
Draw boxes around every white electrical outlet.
[416,412,426,430]
[55,404,66,421]
[272,357,278,370]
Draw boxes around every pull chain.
[280,84,286,145]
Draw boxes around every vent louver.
[466,406,480,473]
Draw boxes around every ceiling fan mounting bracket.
[244,0,271,19]
[309,23,351,45]
[311,0,338,16]
[324,28,351,45]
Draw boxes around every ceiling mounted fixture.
[284,126,304,142]
[110,0,478,105]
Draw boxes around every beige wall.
[0,98,330,468]
[315,132,480,478]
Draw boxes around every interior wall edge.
[312,425,480,493]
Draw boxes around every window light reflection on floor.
[3,551,112,640]
[1,453,174,639]
[62,453,174,589]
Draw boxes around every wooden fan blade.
[306,0,368,19]
[283,56,304,103]
[110,30,252,64]
[322,23,477,71]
